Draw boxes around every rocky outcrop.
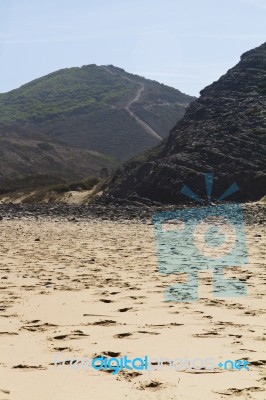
[102,42,266,204]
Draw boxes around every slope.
[0,124,116,186]
[102,43,266,204]
[0,65,195,161]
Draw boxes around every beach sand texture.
[0,217,265,399]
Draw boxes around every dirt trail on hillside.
[102,66,163,141]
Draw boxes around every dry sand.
[0,217,265,399]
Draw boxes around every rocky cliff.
[103,43,266,204]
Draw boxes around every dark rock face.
[103,43,266,204]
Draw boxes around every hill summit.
[0,65,195,162]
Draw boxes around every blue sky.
[0,0,265,96]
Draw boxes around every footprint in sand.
[138,380,164,391]
[0,388,10,400]
[99,299,113,303]
[102,351,121,357]
[118,307,132,312]
[117,370,142,381]
[92,320,117,326]
[12,365,46,370]
[215,387,265,396]
[53,347,72,352]
[0,389,10,395]
[114,332,132,339]
[53,330,89,340]
[249,360,266,366]
[145,323,183,329]
[21,322,57,332]
[193,331,224,338]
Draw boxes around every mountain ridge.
[0,64,195,162]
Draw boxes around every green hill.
[0,65,195,161]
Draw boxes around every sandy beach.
[0,216,265,399]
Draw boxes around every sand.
[0,217,265,399]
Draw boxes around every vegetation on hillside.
[0,65,196,161]
[0,124,117,183]
[0,65,137,123]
